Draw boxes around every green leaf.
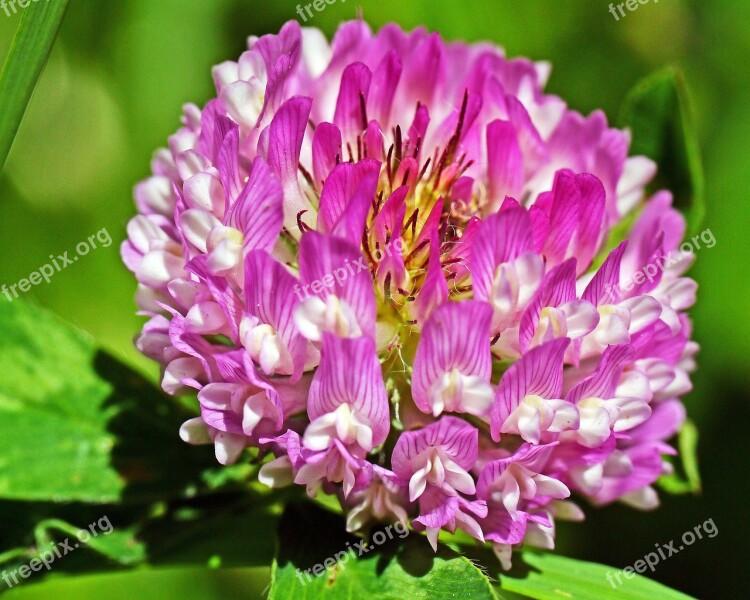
[0,299,289,580]
[0,299,216,503]
[0,299,123,501]
[0,491,284,583]
[0,0,70,172]
[618,67,705,235]
[658,419,702,495]
[495,550,695,600]
[269,502,497,599]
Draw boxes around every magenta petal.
[312,122,343,189]
[332,167,380,246]
[392,416,479,476]
[582,241,628,305]
[308,333,389,446]
[412,301,493,414]
[242,362,310,434]
[368,50,402,125]
[256,22,302,114]
[413,230,449,324]
[317,159,381,234]
[225,157,284,252]
[372,186,408,291]
[528,204,550,253]
[505,95,549,173]
[415,487,488,537]
[486,120,523,213]
[298,231,377,338]
[622,191,685,280]
[326,20,373,74]
[201,403,243,435]
[477,442,559,496]
[333,62,372,141]
[267,96,313,230]
[401,32,445,108]
[273,374,311,421]
[541,170,581,265]
[413,488,460,530]
[566,344,634,403]
[363,120,385,161]
[520,258,577,351]
[471,206,535,303]
[491,338,570,440]
[406,104,430,159]
[244,250,307,380]
[217,126,243,205]
[594,443,664,505]
[213,349,252,384]
[199,100,235,164]
[629,399,685,443]
[185,255,243,341]
[444,216,480,282]
[573,173,607,273]
[372,185,408,241]
[481,507,528,545]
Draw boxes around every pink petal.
[491,338,570,440]
[308,334,389,446]
[566,344,635,403]
[298,231,377,338]
[368,50,402,125]
[486,120,523,214]
[392,416,479,475]
[317,159,381,234]
[312,122,342,189]
[333,62,372,141]
[582,241,628,305]
[244,250,307,381]
[471,206,535,303]
[267,96,313,231]
[412,301,493,415]
[225,157,284,252]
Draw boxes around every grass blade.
[0,0,70,173]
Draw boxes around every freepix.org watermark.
[606,518,718,588]
[292,238,403,302]
[295,521,409,585]
[295,0,345,23]
[1,228,112,302]
[603,227,715,304]
[609,0,659,21]
[2,516,113,589]
[1,0,50,18]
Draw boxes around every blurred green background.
[1,0,748,597]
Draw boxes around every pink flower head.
[124,20,699,568]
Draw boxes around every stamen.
[358,90,369,131]
[418,157,432,182]
[296,210,312,233]
[404,208,420,239]
[385,144,394,187]
[400,167,412,187]
[394,125,403,163]
[405,239,430,263]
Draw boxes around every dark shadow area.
[275,501,497,585]
[95,350,219,505]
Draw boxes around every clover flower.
[122,20,698,567]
